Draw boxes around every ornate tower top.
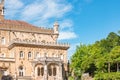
[52,21,59,41]
[0,0,4,20]
[53,21,59,34]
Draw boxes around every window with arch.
[41,67,44,76]
[37,67,40,76]
[48,67,52,76]
[1,37,5,45]
[35,52,39,59]
[48,65,57,76]
[28,52,32,59]
[53,67,57,76]
[20,51,24,58]
[19,66,24,76]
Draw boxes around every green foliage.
[70,44,91,78]
[70,32,120,79]
[94,72,120,80]
[68,76,74,80]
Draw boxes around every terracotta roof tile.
[0,20,54,34]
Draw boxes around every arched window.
[28,52,32,59]
[53,67,57,76]
[35,52,39,59]
[20,51,24,58]
[41,67,44,76]
[19,66,24,76]
[48,67,52,76]
[1,37,5,45]
[37,67,40,76]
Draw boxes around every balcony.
[8,38,70,49]
[0,57,15,62]
[34,57,62,62]
[32,57,63,64]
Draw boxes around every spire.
[0,0,4,20]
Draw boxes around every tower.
[0,0,4,20]
[53,21,59,34]
[53,21,59,41]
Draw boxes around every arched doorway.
[48,63,59,80]
[35,63,44,80]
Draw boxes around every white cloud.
[21,2,45,21]
[58,19,77,40]
[5,0,24,18]
[60,19,73,30]
[20,0,72,21]
[5,0,77,40]
[58,31,77,40]
[42,0,72,19]
[5,0,23,9]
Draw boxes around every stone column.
[44,61,47,80]
[32,63,35,80]
[59,63,63,80]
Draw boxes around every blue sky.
[4,0,120,58]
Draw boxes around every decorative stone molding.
[8,38,70,50]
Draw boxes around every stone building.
[0,0,70,80]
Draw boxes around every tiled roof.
[0,20,54,34]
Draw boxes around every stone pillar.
[32,63,35,80]
[44,61,47,80]
[59,63,63,80]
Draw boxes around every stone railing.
[0,57,15,62]
[15,76,32,80]
[34,57,62,62]
[9,38,70,48]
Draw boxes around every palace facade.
[0,0,70,80]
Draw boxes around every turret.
[53,21,59,34]
[0,0,4,20]
[53,21,59,41]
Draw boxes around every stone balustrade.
[34,57,62,62]
[8,38,70,49]
[0,57,15,62]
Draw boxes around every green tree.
[70,31,120,79]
